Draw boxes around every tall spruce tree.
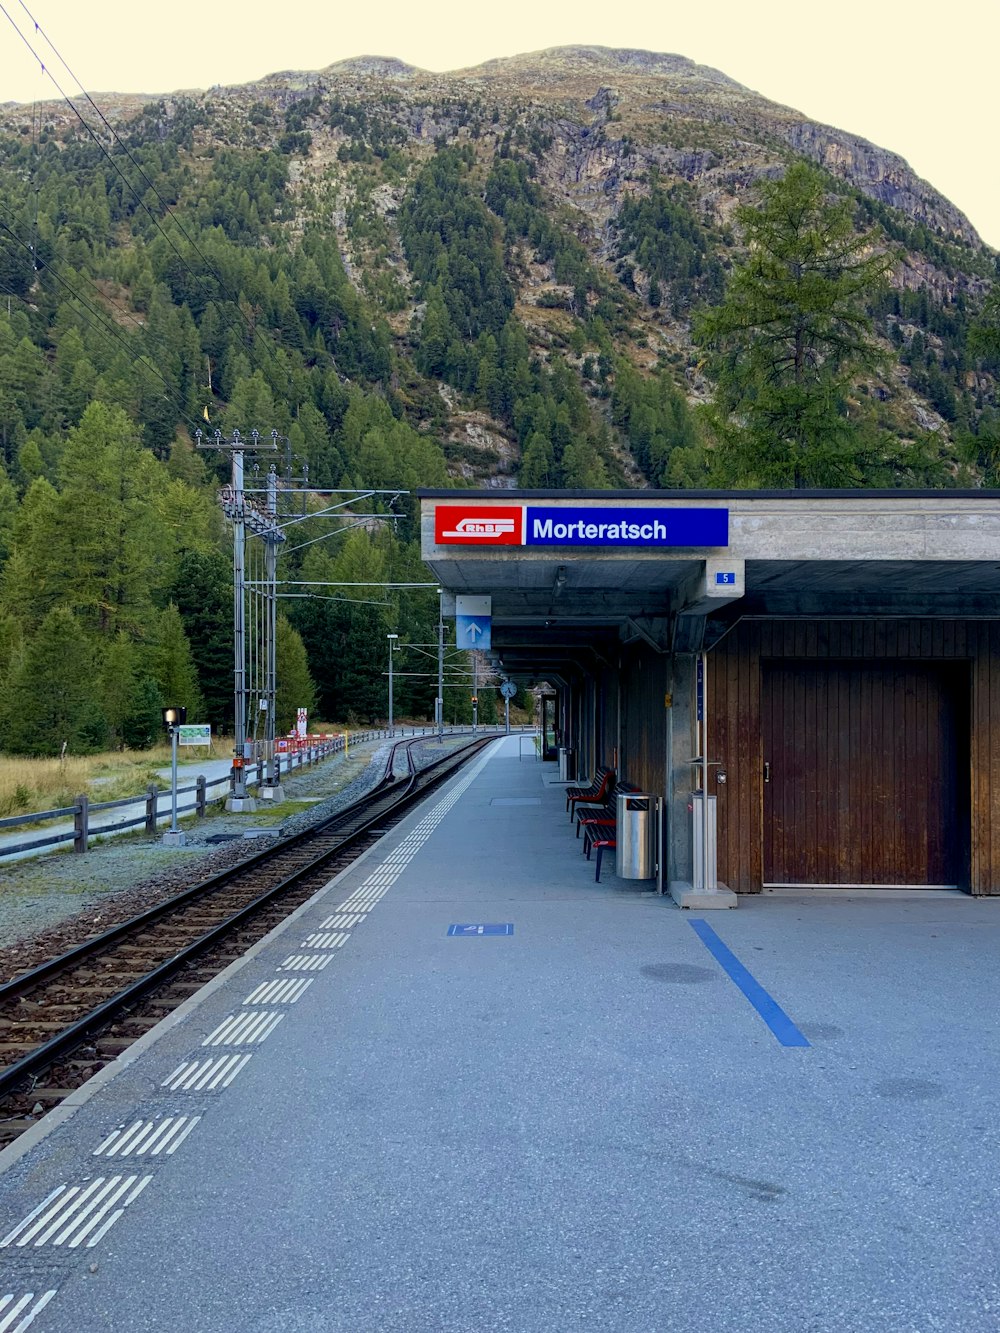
[274,615,317,733]
[171,551,234,729]
[970,285,1000,362]
[696,162,897,487]
[153,602,205,722]
[0,607,96,755]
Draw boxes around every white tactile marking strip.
[0,1176,152,1249]
[0,747,502,1333]
[162,1053,252,1091]
[337,746,496,914]
[93,1116,200,1159]
[202,1010,284,1047]
[279,954,332,972]
[0,1292,57,1332]
[244,977,313,1006]
[300,931,349,950]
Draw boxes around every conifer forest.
[0,47,997,758]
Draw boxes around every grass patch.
[0,740,229,819]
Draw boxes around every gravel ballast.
[0,733,478,984]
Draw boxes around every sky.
[2,0,998,250]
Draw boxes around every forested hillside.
[0,45,997,758]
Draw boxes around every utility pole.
[437,589,445,741]
[197,428,281,812]
[387,633,398,733]
[260,463,283,800]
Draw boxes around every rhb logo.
[436,506,524,544]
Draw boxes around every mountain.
[0,42,997,496]
[1,44,998,750]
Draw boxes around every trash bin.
[558,747,576,781]
[616,793,655,880]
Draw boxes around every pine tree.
[0,464,17,566]
[0,608,21,691]
[0,607,97,755]
[0,476,61,632]
[274,615,317,732]
[99,633,138,749]
[696,162,897,487]
[53,401,161,636]
[970,285,1000,362]
[171,550,233,728]
[123,676,165,750]
[153,602,205,721]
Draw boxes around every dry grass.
[0,740,224,819]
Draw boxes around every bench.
[576,783,638,882]
[587,833,616,884]
[565,766,615,822]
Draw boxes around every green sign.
[178,724,211,746]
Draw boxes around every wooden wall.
[618,645,669,797]
[708,619,1000,895]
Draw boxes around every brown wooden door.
[762,661,967,887]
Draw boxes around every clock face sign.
[500,680,517,700]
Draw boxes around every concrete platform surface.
[1,737,999,1332]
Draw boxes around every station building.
[420,489,1000,906]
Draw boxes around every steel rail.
[0,733,423,1004]
[0,735,492,1100]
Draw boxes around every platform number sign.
[715,571,737,585]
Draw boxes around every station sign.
[435,504,728,548]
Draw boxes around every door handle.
[763,762,771,784]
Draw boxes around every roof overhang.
[420,490,1000,670]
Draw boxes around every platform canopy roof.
[419,490,1000,676]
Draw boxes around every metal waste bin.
[616,793,655,880]
[558,747,576,781]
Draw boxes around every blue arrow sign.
[456,615,492,649]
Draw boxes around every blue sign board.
[715,571,737,585]
[456,615,492,650]
[448,923,514,937]
[525,506,728,549]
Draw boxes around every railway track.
[0,733,493,1149]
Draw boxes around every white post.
[163,724,186,846]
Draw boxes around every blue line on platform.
[688,919,810,1048]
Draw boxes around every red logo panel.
[435,505,524,545]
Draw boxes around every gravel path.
[0,733,477,983]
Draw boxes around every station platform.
[2,736,1000,1332]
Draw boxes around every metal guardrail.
[0,725,530,860]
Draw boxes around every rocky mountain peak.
[320,55,420,79]
[460,44,747,91]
